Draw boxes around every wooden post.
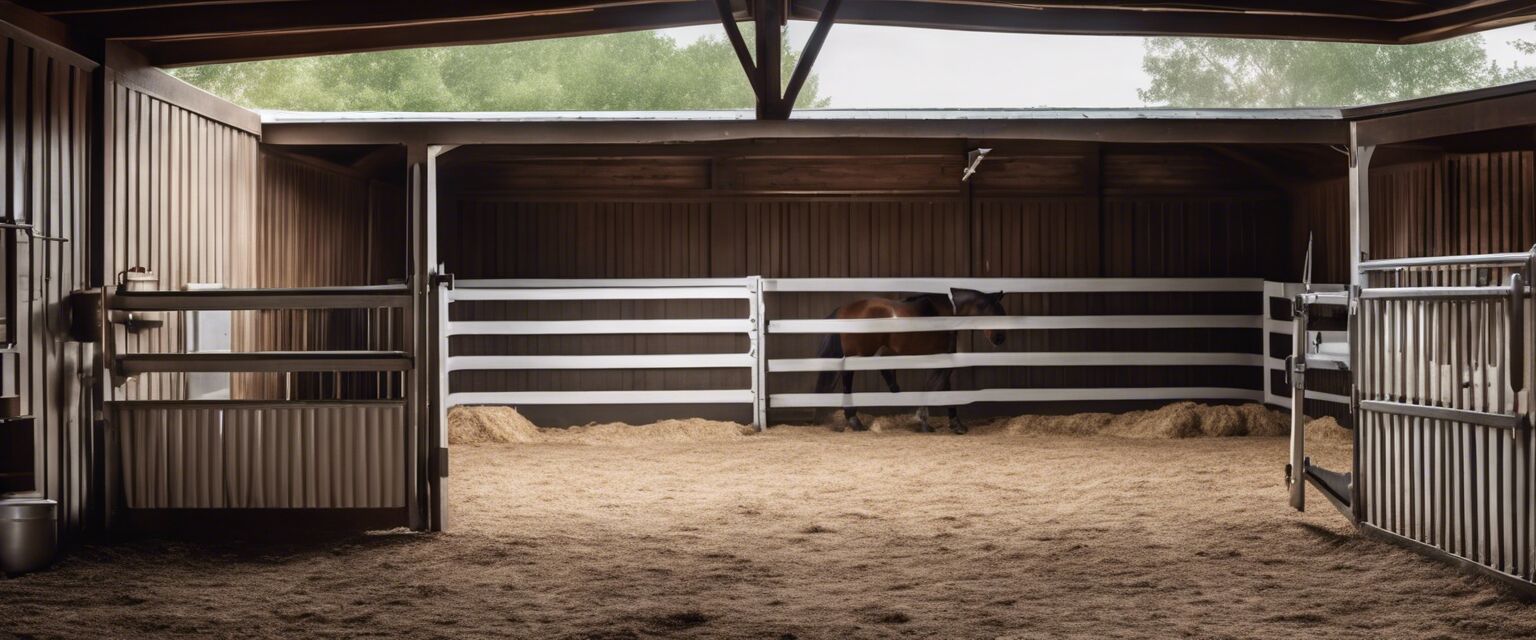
[753,0,784,120]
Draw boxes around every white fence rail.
[441,278,766,424]
[1262,281,1351,407]
[441,276,1336,426]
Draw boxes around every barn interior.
[3,0,1536,635]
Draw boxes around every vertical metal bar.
[1289,297,1307,511]
[750,276,767,430]
[1349,135,1375,290]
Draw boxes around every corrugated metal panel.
[1,32,93,538]
[108,80,259,401]
[113,401,406,509]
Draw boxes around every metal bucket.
[0,498,57,575]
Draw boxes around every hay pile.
[448,406,753,446]
[990,402,1290,438]
[1304,416,1353,445]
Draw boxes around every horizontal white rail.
[449,353,755,371]
[771,386,1262,408]
[448,389,755,407]
[449,318,753,336]
[770,314,1260,334]
[456,278,759,289]
[450,287,753,301]
[769,351,1263,372]
[764,277,1264,294]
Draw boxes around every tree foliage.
[1139,34,1536,107]
[170,28,827,111]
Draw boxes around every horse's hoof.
[848,417,868,432]
[918,423,935,434]
[950,424,968,435]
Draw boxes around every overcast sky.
[661,23,1536,108]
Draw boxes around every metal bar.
[1360,400,1525,431]
[111,284,412,310]
[1360,285,1521,301]
[763,277,1264,294]
[769,351,1264,372]
[770,386,1262,409]
[1290,296,1309,512]
[456,277,759,288]
[449,318,753,336]
[751,276,767,430]
[770,314,1261,334]
[450,353,757,371]
[1360,251,1536,271]
[116,351,413,374]
[448,389,756,407]
[448,286,754,301]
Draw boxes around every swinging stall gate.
[1285,247,1536,592]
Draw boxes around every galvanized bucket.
[0,498,57,575]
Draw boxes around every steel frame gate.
[1292,247,1536,591]
[1353,249,1535,589]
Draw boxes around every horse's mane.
[901,292,952,315]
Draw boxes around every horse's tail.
[813,312,843,394]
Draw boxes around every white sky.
[661,23,1536,108]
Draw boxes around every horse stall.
[8,1,1536,636]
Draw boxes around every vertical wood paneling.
[108,81,257,402]
[0,32,92,539]
[236,150,403,401]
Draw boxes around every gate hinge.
[432,272,455,290]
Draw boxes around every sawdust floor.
[4,423,1535,639]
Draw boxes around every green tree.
[170,28,828,111]
[1139,34,1536,107]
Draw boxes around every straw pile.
[448,406,753,445]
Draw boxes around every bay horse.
[814,288,1007,434]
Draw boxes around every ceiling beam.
[781,0,840,112]
[56,0,676,41]
[136,1,720,66]
[803,0,1407,43]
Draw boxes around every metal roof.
[259,108,1347,125]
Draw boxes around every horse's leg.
[879,370,901,394]
[842,370,866,431]
[942,369,967,434]
[915,369,944,433]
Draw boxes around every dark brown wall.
[440,141,1285,424]
[237,148,406,400]
[1291,150,1536,284]
[0,27,93,537]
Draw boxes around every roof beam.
[815,0,1405,43]
[56,0,674,41]
[136,1,720,66]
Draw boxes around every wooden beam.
[261,117,1351,147]
[104,41,260,133]
[136,1,720,66]
[1397,0,1536,43]
[60,0,673,41]
[818,0,1404,43]
[1354,89,1536,146]
[714,0,759,96]
[753,0,785,120]
[781,0,839,112]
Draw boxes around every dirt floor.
[4,404,1536,639]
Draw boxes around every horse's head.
[951,288,1008,346]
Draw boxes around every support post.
[1289,297,1309,512]
[405,143,428,531]
[751,276,767,430]
[753,0,785,120]
[425,145,450,532]
[1348,123,1375,290]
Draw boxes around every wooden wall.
[440,141,1286,424]
[236,149,406,400]
[0,27,94,538]
[106,75,259,401]
[1292,150,1536,283]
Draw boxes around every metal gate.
[1293,248,1536,591]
